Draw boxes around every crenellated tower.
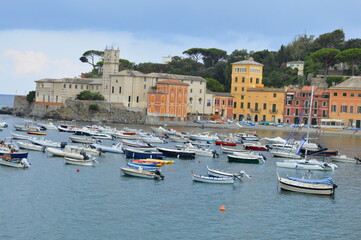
[102,47,120,100]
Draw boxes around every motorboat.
[243,142,269,151]
[11,132,30,140]
[29,137,66,148]
[58,124,77,133]
[90,142,123,154]
[271,150,302,159]
[237,132,259,141]
[330,155,360,163]
[0,122,8,128]
[276,159,338,171]
[69,135,97,144]
[0,155,31,168]
[168,135,189,143]
[47,146,92,160]
[0,140,28,159]
[175,143,218,157]
[189,132,219,142]
[120,167,164,180]
[14,123,40,132]
[262,136,286,144]
[114,132,140,140]
[36,120,57,130]
[192,173,235,184]
[66,144,102,156]
[227,152,266,164]
[221,145,250,154]
[124,148,163,159]
[126,162,160,172]
[207,166,250,179]
[157,147,196,159]
[122,139,153,149]
[64,157,97,167]
[92,132,114,140]
[17,141,45,152]
[215,139,237,146]
[277,172,337,196]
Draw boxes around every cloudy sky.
[0,0,360,94]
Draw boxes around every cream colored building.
[34,47,213,115]
[286,61,304,76]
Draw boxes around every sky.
[0,0,360,95]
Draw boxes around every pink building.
[212,92,234,119]
[283,86,330,125]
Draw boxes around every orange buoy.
[220,205,226,211]
[76,169,80,172]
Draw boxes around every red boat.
[243,143,269,151]
[215,140,237,146]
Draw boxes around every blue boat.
[0,151,28,159]
[127,162,160,172]
[124,148,163,159]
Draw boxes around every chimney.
[249,57,254,61]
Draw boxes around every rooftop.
[329,76,361,90]
[35,78,102,84]
[231,57,263,66]
[156,79,189,86]
[247,87,284,93]
[147,72,206,82]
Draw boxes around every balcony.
[250,108,260,113]
[269,110,278,114]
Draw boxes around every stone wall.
[13,95,32,116]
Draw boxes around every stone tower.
[102,47,120,100]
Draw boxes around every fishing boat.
[192,173,235,184]
[189,132,219,142]
[90,142,123,154]
[0,155,31,168]
[124,148,163,159]
[14,121,40,132]
[277,171,337,196]
[271,150,302,159]
[215,139,237,146]
[122,139,153,148]
[30,137,66,148]
[47,146,92,160]
[69,135,97,144]
[262,136,286,144]
[207,166,251,179]
[221,145,250,154]
[227,152,266,164]
[126,162,160,172]
[243,142,269,151]
[120,167,164,180]
[276,159,338,171]
[17,141,45,152]
[330,155,361,163]
[67,144,102,156]
[11,132,30,140]
[64,157,97,166]
[27,131,47,135]
[157,147,196,159]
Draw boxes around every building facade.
[286,61,304,76]
[329,76,361,128]
[212,92,234,119]
[147,79,189,120]
[283,86,330,125]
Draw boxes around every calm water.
[1,115,361,240]
[0,94,15,108]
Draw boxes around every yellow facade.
[231,57,284,122]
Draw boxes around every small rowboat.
[127,162,160,172]
[243,143,269,151]
[131,160,164,167]
[215,140,237,146]
[192,173,235,184]
[120,167,164,180]
[27,132,47,135]
[64,157,96,167]
[135,159,174,164]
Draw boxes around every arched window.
[189,97,193,103]
[161,96,166,102]
[199,98,202,104]
[149,106,155,113]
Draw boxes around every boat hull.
[228,155,260,164]
[64,157,94,166]
[124,148,163,159]
[192,174,234,184]
[120,167,162,179]
[157,147,195,159]
[278,177,335,195]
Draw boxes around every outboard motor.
[20,158,31,168]
[259,153,267,161]
[80,151,89,160]
[154,169,164,180]
[212,150,219,158]
[60,142,67,149]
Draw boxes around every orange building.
[329,76,361,128]
[147,79,189,120]
[212,92,234,119]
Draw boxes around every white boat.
[207,166,250,179]
[262,136,286,144]
[175,143,218,157]
[69,135,97,144]
[0,122,8,128]
[221,145,250,154]
[270,143,295,150]
[0,156,31,168]
[330,155,360,163]
[47,146,91,160]
[168,135,189,143]
[277,172,337,196]
[92,132,114,140]
[120,167,164,180]
[11,132,30,140]
[189,132,219,141]
[64,157,96,166]
[36,120,57,130]
[66,144,101,156]
[192,173,235,184]
[271,150,302,159]
[17,141,45,152]
[30,137,65,148]
[90,142,123,154]
[13,121,40,132]
[141,135,165,144]
[276,159,338,171]
[151,126,167,135]
[228,152,266,164]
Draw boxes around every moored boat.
[69,135,97,144]
[90,142,123,154]
[215,140,237,146]
[47,146,91,160]
[157,147,196,159]
[120,167,164,180]
[330,155,361,163]
[276,159,338,171]
[227,152,265,164]
[64,157,96,166]
[11,132,30,140]
[207,166,250,179]
[124,147,163,159]
[0,155,31,168]
[192,173,235,184]
[243,142,269,151]
[17,141,45,152]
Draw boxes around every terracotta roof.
[157,79,189,86]
[329,76,361,90]
[301,86,319,92]
[147,72,206,82]
[231,57,263,66]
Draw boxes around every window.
[234,87,238,91]
[235,77,238,82]
[128,96,131,102]
[341,105,347,113]
[305,101,309,108]
[256,78,259,84]
[314,110,317,115]
[247,102,250,109]
[189,97,193,103]
[331,105,337,112]
[322,101,327,107]
[63,84,66,88]
[136,96,139,103]
[272,104,276,113]
[198,98,202,104]
[234,102,237,108]
[242,77,245,83]
[286,108,290,116]
[234,67,246,73]
[350,106,354,113]
[287,100,292,105]
[241,95,244,100]
[358,94,361,97]
[296,100,299,106]
[334,92,338,96]
[75,85,78,89]
[81,85,83,90]
[119,87,122,93]
[250,78,253,83]
[343,93,347,97]
[351,93,354,97]
[144,77,146,82]
[322,110,327,117]
[241,102,244,108]
[255,103,258,111]
[207,100,211,106]
[112,86,114,93]
[295,109,299,115]
[69,84,72,89]
[324,94,329,98]
[242,87,244,91]
[314,101,318,108]
[190,89,193,93]
[358,106,361,113]
[250,68,260,73]
[263,103,267,110]
[273,93,277,98]
[222,100,225,105]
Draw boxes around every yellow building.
[231,57,284,122]
[329,76,361,128]
[286,61,304,76]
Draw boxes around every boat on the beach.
[277,171,337,196]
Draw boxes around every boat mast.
[306,86,314,139]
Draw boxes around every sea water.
[0,94,15,108]
[0,115,360,240]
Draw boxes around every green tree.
[311,48,341,76]
[337,48,361,76]
[167,56,203,76]
[205,78,225,92]
[79,50,104,72]
[311,29,345,51]
[134,62,169,73]
[182,48,204,62]
[76,91,105,101]
[26,91,36,103]
[285,34,315,61]
[119,59,136,71]
[344,39,361,50]
[202,48,227,68]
